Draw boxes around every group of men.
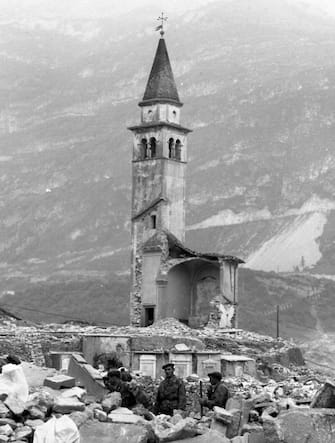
[103,362,229,416]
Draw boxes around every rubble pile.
[0,317,303,371]
[0,365,90,442]
[1,317,335,441]
[133,366,324,415]
[0,324,82,367]
[0,350,334,442]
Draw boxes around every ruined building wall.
[161,159,185,242]
[130,221,143,327]
[142,252,161,306]
[221,261,238,304]
[163,263,191,321]
[0,329,82,366]
[132,158,164,217]
[192,263,219,318]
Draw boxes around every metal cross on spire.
[155,12,168,37]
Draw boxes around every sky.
[1,0,335,20]
[0,0,216,19]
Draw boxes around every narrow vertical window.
[141,138,148,159]
[168,138,174,158]
[175,139,182,160]
[150,137,156,158]
[150,214,157,229]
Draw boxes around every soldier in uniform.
[103,368,151,410]
[199,371,229,410]
[154,363,186,416]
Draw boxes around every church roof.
[139,38,182,107]
[132,196,167,221]
[143,229,244,264]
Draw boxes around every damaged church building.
[128,35,244,329]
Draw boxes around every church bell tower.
[128,25,191,325]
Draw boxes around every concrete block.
[69,408,94,428]
[60,387,87,401]
[210,419,227,436]
[53,397,85,414]
[226,409,242,439]
[43,374,76,390]
[109,407,134,415]
[213,406,234,424]
[14,426,33,441]
[4,396,25,415]
[173,429,230,443]
[102,392,122,413]
[26,405,45,420]
[226,397,244,410]
[72,353,86,364]
[0,424,12,436]
[242,424,265,443]
[231,435,249,443]
[0,418,16,429]
[262,416,281,443]
[107,412,142,424]
[24,419,45,429]
[67,355,108,400]
[275,408,335,443]
[83,364,103,380]
[80,422,155,443]
[311,382,335,408]
[94,409,108,422]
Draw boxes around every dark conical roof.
[140,38,181,106]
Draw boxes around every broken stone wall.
[82,335,131,367]
[0,329,82,367]
[41,331,82,367]
[0,332,32,362]
[130,225,143,327]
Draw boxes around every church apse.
[159,257,239,328]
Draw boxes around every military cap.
[162,363,175,370]
[208,371,222,381]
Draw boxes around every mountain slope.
[1,0,335,287]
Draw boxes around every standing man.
[199,371,229,410]
[154,363,186,416]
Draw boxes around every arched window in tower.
[141,138,148,159]
[150,137,156,158]
[168,138,174,158]
[175,139,182,161]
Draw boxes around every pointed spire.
[140,37,182,107]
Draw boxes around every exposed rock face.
[79,422,156,443]
[275,408,335,443]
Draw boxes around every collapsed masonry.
[0,316,304,376]
[2,316,335,442]
[131,230,242,329]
